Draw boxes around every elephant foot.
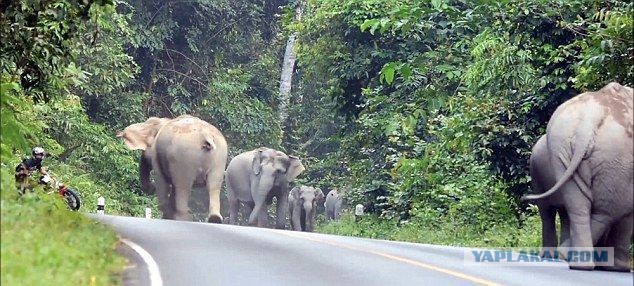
[596,258,633,272]
[162,214,174,220]
[568,264,595,271]
[207,214,223,224]
[595,265,632,272]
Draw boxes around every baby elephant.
[288,186,324,232]
[325,189,344,220]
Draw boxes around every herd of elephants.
[117,82,633,272]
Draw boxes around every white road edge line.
[121,238,163,286]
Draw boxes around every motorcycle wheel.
[63,188,81,211]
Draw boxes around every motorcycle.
[39,173,81,211]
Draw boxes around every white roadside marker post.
[145,207,152,219]
[355,204,364,222]
[97,196,105,215]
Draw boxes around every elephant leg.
[173,180,192,221]
[155,173,174,219]
[248,199,264,227]
[227,192,239,225]
[288,206,295,230]
[206,170,224,223]
[256,206,269,228]
[139,154,155,195]
[169,191,176,216]
[275,194,289,229]
[564,190,595,270]
[539,205,558,248]
[599,213,633,272]
[559,209,571,248]
[589,213,613,246]
[554,208,571,261]
[335,200,343,220]
[243,202,254,225]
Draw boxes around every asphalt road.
[91,215,633,286]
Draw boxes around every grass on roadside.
[1,167,127,286]
[315,211,543,248]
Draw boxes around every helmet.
[32,147,45,156]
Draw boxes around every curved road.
[91,215,633,286]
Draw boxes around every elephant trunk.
[248,172,276,226]
[303,201,314,232]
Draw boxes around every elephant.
[522,82,633,271]
[118,115,228,223]
[529,136,632,270]
[288,186,324,232]
[225,147,305,229]
[325,189,344,221]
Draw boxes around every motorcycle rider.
[15,147,48,193]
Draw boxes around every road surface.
[92,215,633,286]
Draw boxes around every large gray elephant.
[288,186,324,232]
[528,135,631,270]
[522,82,633,271]
[118,115,228,222]
[528,135,570,249]
[225,147,305,229]
[325,189,344,221]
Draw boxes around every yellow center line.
[275,230,504,286]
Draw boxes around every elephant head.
[252,148,304,184]
[248,148,305,228]
[289,186,324,232]
[117,117,170,151]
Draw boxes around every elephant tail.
[521,122,594,202]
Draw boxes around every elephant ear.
[289,187,302,204]
[117,117,167,151]
[290,186,301,200]
[286,155,305,182]
[315,188,324,202]
[252,148,265,176]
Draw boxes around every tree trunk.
[278,3,302,139]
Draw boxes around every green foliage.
[0,0,113,102]
[571,1,634,89]
[0,79,38,156]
